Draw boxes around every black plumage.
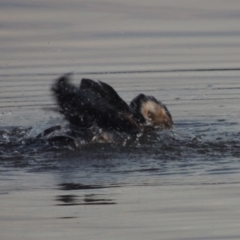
[51,74,173,133]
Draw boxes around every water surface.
[1,1,240,239]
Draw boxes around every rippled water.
[1,73,240,185]
[1,1,240,239]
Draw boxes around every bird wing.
[52,74,139,131]
[80,78,131,112]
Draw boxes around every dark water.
[1,1,240,239]
[1,73,240,185]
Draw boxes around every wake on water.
[0,117,240,172]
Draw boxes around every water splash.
[0,119,239,183]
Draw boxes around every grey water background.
[1,1,240,239]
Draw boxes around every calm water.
[1,1,240,239]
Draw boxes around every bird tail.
[51,73,93,127]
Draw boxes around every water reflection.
[56,183,117,207]
[56,193,116,206]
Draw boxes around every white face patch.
[141,101,160,123]
[140,100,173,129]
